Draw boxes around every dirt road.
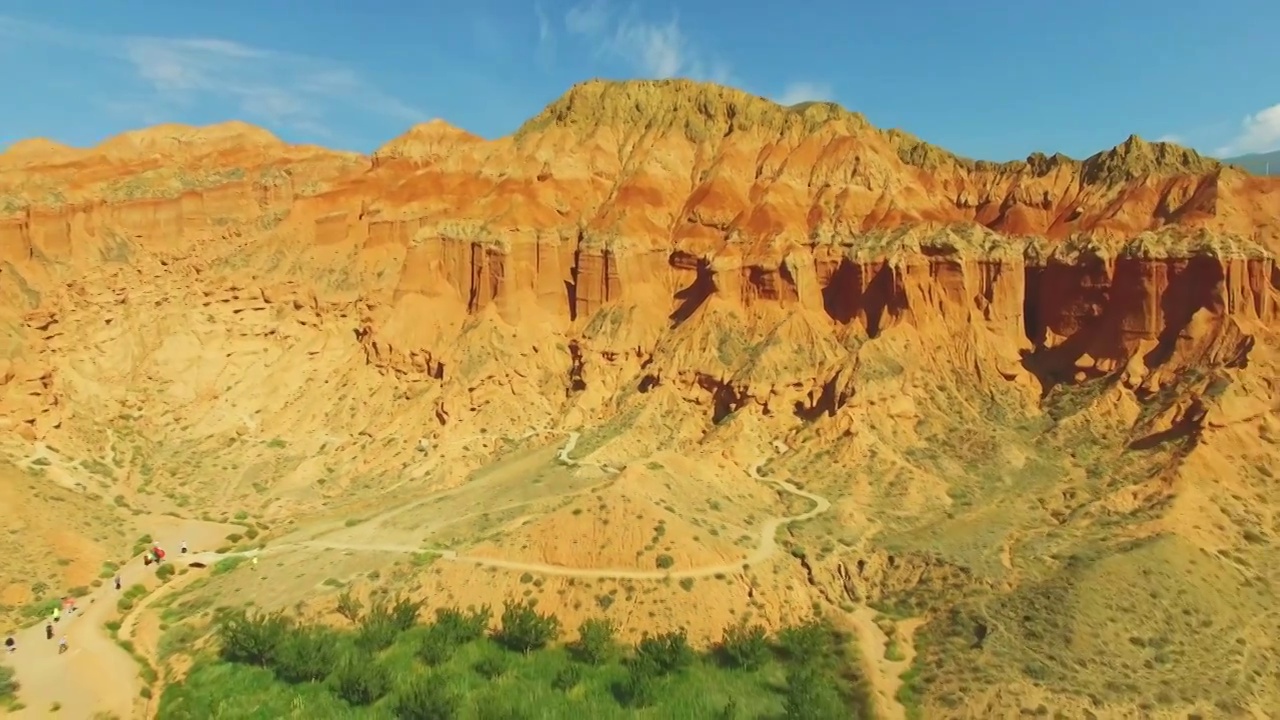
[0,434,842,717]
[0,520,238,719]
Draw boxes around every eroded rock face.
[0,78,1277,441]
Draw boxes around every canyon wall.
[1,79,1277,439]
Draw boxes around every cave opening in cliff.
[1022,265,1047,347]
[564,279,578,322]
[670,258,717,326]
[1142,256,1224,370]
[821,258,860,325]
[565,250,581,322]
[863,266,903,339]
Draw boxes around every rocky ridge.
[0,78,1275,446]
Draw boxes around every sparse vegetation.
[0,666,19,708]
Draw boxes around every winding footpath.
[254,436,831,581]
[0,431,858,719]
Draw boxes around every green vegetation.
[212,556,247,575]
[158,597,871,719]
[0,665,18,710]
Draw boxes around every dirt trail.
[0,434,852,717]
[255,445,832,582]
[0,521,238,719]
[845,606,922,720]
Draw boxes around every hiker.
[181,541,188,554]
[115,575,122,591]
[5,636,14,653]
[58,636,67,654]
[45,623,53,640]
[51,606,60,623]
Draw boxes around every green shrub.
[474,653,508,679]
[613,667,660,708]
[418,631,456,666]
[156,563,176,582]
[216,610,292,667]
[570,617,616,665]
[494,599,559,654]
[632,629,695,676]
[432,605,491,644]
[330,653,389,706]
[271,627,341,684]
[552,664,583,691]
[783,663,848,719]
[0,665,18,699]
[776,618,838,670]
[393,674,459,719]
[718,621,770,670]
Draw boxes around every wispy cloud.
[535,2,556,68]
[0,15,423,138]
[1154,133,1185,145]
[776,81,835,107]
[1215,103,1280,157]
[563,1,731,83]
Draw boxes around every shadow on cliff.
[1127,398,1207,451]
[820,258,903,338]
[670,258,716,327]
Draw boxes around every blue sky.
[1,0,1277,161]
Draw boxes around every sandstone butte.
[0,78,1278,719]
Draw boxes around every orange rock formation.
[0,78,1276,443]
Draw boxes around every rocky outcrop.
[0,79,1277,438]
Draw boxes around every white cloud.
[1215,103,1280,157]
[565,1,609,37]
[563,1,731,83]
[776,81,835,107]
[534,2,556,68]
[1,15,423,137]
[1154,133,1185,145]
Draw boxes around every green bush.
[552,664,583,691]
[431,605,491,645]
[494,599,559,654]
[355,616,398,653]
[783,663,848,719]
[632,629,695,676]
[216,610,292,667]
[354,595,418,652]
[612,667,660,708]
[330,653,389,706]
[156,563,177,582]
[570,617,616,665]
[0,665,18,699]
[271,627,341,684]
[718,621,770,670]
[418,630,457,666]
[393,674,459,719]
[473,653,508,679]
[776,618,839,670]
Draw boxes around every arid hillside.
[1,79,1278,719]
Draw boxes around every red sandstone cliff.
[0,79,1277,440]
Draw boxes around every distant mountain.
[1223,150,1280,176]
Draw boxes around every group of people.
[2,539,191,661]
